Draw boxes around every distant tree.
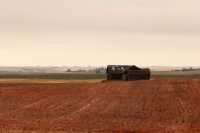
[95,67,106,74]
[182,67,193,71]
[66,69,71,72]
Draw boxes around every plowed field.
[0,77,200,133]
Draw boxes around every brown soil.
[0,77,200,133]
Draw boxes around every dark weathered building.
[106,65,150,81]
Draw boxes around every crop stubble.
[0,77,200,132]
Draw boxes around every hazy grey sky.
[0,0,200,66]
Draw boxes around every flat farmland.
[0,77,200,133]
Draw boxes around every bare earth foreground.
[0,77,200,133]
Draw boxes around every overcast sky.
[0,0,200,66]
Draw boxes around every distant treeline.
[173,67,200,72]
[0,68,200,80]
[66,67,106,74]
